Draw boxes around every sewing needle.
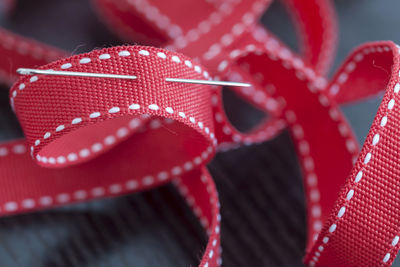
[16,68,251,88]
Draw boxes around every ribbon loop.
[11,46,217,169]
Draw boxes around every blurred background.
[0,0,398,266]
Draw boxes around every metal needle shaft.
[165,77,250,87]
[16,68,251,87]
[17,68,137,80]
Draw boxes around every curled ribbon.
[1,1,400,267]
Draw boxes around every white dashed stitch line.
[57,193,70,203]
[315,46,399,265]
[355,171,363,183]
[392,236,399,246]
[142,176,154,186]
[118,50,130,57]
[194,65,202,73]
[61,63,72,69]
[11,49,209,106]
[39,196,52,206]
[4,202,18,211]
[108,107,120,114]
[364,152,372,164]
[91,143,103,152]
[99,53,110,60]
[388,99,395,110]
[329,224,337,233]
[116,128,128,138]
[124,0,182,39]
[157,52,166,59]
[21,199,35,209]
[346,189,354,200]
[217,44,314,148]
[30,76,38,83]
[185,60,192,68]
[381,116,388,127]
[91,187,105,197]
[0,144,29,157]
[0,31,62,62]
[13,144,26,154]
[129,104,140,110]
[104,136,116,145]
[109,184,122,194]
[165,107,173,114]
[138,50,150,56]
[217,60,228,72]
[80,58,91,64]
[171,55,181,63]
[8,50,219,224]
[174,173,221,267]
[57,156,66,164]
[148,104,159,110]
[71,118,82,125]
[169,0,240,52]
[79,149,90,157]
[329,46,390,96]
[55,125,65,132]
[383,253,390,263]
[337,207,346,218]
[74,190,87,200]
[226,44,369,265]
[372,134,380,145]
[85,113,98,120]
[395,83,400,93]
[283,111,322,237]
[126,180,138,190]
[33,103,216,166]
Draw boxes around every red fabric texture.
[1,1,399,267]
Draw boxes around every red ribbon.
[1,1,400,266]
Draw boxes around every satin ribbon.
[1,1,400,266]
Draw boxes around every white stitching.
[99,53,111,60]
[108,107,120,114]
[286,111,323,234]
[2,143,215,212]
[173,172,221,266]
[227,43,362,265]
[31,102,216,165]
[61,63,72,69]
[0,29,63,62]
[0,144,29,156]
[329,46,390,96]
[225,42,327,234]
[10,48,216,165]
[168,0,241,51]
[71,118,82,124]
[198,1,266,61]
[118,50,130,57]
[6,47,222,266]
[10,48,210,105]
[311,45,398,266]
[138,50,150,56]
[80,58,91,64]
[120,0,182,39]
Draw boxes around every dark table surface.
[0,0,399,266]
